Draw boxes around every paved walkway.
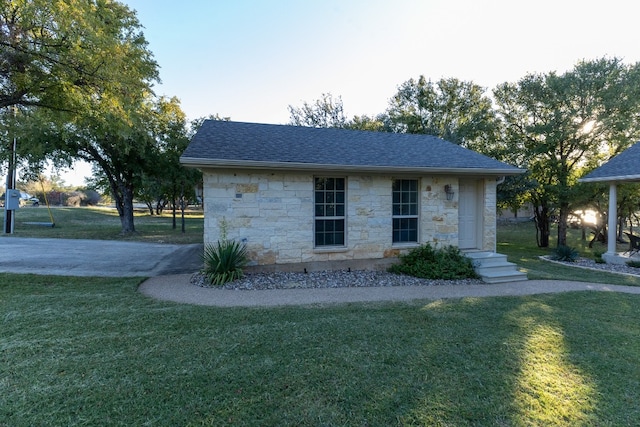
[4,237,640,307]
[0,237,203,277]
[139,275,640,307]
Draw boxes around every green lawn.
[1,274,639,426]
[498,220,640,286]
[3,216,640,425]
[2,206,203,244]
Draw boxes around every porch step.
[464,251,528,284]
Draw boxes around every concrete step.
[464,250,528,283]
[475,263,522,275]
[480,270,529,284]
[465,251,509,263]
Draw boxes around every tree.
[71,97,188,233]
[140,98,202,231]
[496,174,535,219]
[345,114,391,132]
[494,57,640,247]
[0,0,157,110]
[19,94,183,233]
[1,0,160,234]
[288,93,347,128]
[385,76,499,154]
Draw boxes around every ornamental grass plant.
[550,245,580,262]
[202,239,248,285]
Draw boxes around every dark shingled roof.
[580,142,640,183]
[181,120,524,175]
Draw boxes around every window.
[314,177,345,247]
[392,179,418,243]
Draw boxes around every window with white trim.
[392,179,418,243]
[314,177,345,247]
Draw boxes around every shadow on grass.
[3,279,640,424]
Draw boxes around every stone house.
[181,120,526,279]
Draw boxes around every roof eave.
[579,174,640,183]
[180,157,526,176]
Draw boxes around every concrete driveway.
[0,237,203,277]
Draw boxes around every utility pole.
[4,133,17,234]
[4,105,18,234]
[181,182,186,233]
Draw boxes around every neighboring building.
[181,120,525,274]
[498,203,534,222]
[579,141,640,264]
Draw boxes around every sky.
[60,0,640,185]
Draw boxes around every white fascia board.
[578,174,640,183]
[180,157,526,176]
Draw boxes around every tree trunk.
[109,178,136,234]
[170,185,179,230]
[557,203,570,247]
[119,185,136,234]
[155,198,165,215]
[112,189,124,218]
[533,203,550,248]
[172,200,177,230]
[618,216,625,242]
[588,222,607,248]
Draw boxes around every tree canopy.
[385,76,499,154]
[494,57,640,247]
[288,93,347,128]
[290,59,640,249]
[6,0,640,249]
[0,0,157,111]
[0,0,172,234]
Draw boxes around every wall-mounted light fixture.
[444,185,455,201]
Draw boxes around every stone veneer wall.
[202,169,492,265]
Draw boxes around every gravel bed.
[190,270,484,290]
[190,256,640,290]
[542,256,640,276]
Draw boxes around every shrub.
[66,192,84,207]
[84,190,102,206]
[202,240,248,286]
[551,245,579,262]
[626,260,640,268]
[388,243,478,280]
[593,251,606,264]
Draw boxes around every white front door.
[458,180,480,249]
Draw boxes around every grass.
[2,205,204,244]
[3,215,640,424]
[1,273,639,425]
[498,220,640,286]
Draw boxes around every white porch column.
[606,182,617,256]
